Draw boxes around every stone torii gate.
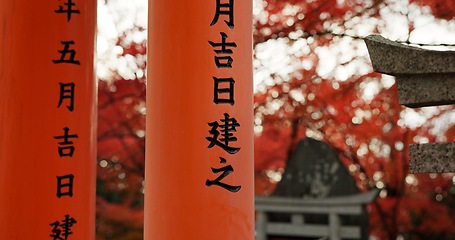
[365,35,455,173]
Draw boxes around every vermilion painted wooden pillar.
[145,0,254,239]
[0,1,97,239]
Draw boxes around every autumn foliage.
[97,27,147,239]
[96,0,455,239]
[411,0,455,20]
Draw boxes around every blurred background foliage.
[96,0,455,239]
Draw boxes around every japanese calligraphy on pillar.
[206,0,241,193]
[50,0,80,238]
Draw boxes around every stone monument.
[270,138,368,239]
[365,35,455,173]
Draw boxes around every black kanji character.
[52,41,80,65]
[50,214,77,240]
[54,127,78,157]
[206,161,241,192]
[56,174,74,198]
[208,32,237,68]
[55,0,80,22]
[57,82,75,112]
[210,0,234,28]
[213,77,235,105]
[206,113,240,154]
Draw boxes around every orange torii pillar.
[0,1,96,239]
[145,0,254,239]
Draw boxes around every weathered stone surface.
[410,142,455,173]
[364,35,455,74]
[364,35,455,108]
[396,74,455,108]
